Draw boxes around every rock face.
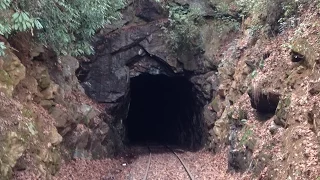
[0,87,61,179]
[0,34,124,178]
[34,53,119,160]
[135,0,166,21]
[83,22,181,103]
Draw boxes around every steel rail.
[165,145,195,180]
[143,146,152,180]
[143,145,194,180]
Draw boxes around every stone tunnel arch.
[78,51,211,150]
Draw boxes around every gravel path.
[53,146,242,180]
[129,146,189,180]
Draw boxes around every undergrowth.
[162,2,204,53]
[0,0,125,56]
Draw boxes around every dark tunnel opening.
[124,73,205,149]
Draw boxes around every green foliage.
[251,69,258,78]
[240,127,253,146]
[250,58,264,78]
[216,17,240,36]
[0,0,41,36]
[0,0,10,10]
[278,1,303,33]
[236,0,265,17]
[237,0,275,34]
[163,3,204,53]
[11,12,41,32]
[26,122,37,136]
[0,42,5,56]
[0,0,125,56]
[258,58,264,69]
[237,0,307,34]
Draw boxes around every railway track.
[142,145,194,180]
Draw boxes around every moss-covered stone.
[22,107,35,119]
[0,131,28,179]
[275,95,291,127]
[38,74,51,90]
[32,66,51,90]
[0,69,12,85]
[290,38,318,68]
[0,69,14,96]
[213,109,230,144]
[0,94,62,179]
[2,50,26,86]
[210,95,220,113]
[0,49,26,97]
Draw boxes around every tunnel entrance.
[124,73,205,149]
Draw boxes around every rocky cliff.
[0,34,122,179]
[0,0,319,179]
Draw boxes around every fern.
[21,0,125,56]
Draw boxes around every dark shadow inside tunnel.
[124,73,205,149]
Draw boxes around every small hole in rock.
[248,89,280,119]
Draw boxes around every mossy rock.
[22,107,35,119]
[290,38,318,68]
[0,70,13,84]
[213,109,230,144]
[38,75,51,90]
[0,69,14,96]
[0,95,62,179]
[2,49,26,86]
[275,95,291,127]
[37,146,61,176]
[0,127,31,179]
[210,96,220,112]
[0,49,26,97]
[33,67,51,90]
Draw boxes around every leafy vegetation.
[0,0,125,56]
[162,3,204,53]
[0,42,5,56]
[236,0,306,35]
[236,0,265,16]
[240,127,253,146]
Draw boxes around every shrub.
[163,3,204,53]
[0,0,43,35]
[236,0,270,19]
[0,0,125,56]
[237,0,308,34]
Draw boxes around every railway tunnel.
[124,73,205,149]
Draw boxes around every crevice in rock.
[248,88,280,116]
[75,62,90,83]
